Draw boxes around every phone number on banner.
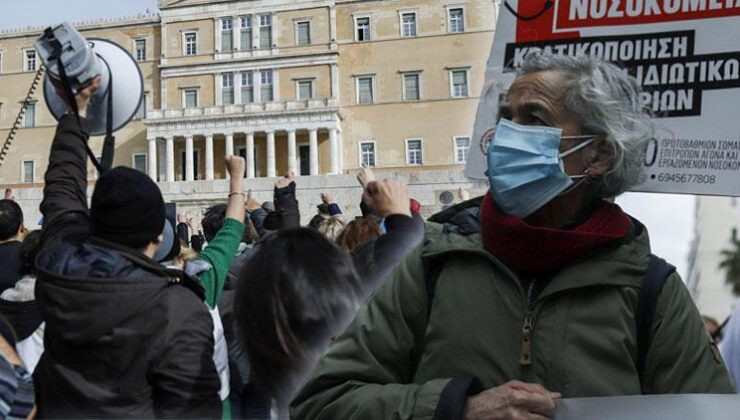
[655,173,716,184]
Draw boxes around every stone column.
[148,137,157,181]
[166,136,175,182]
[287,129,297,175]
[225,133,235,156]
[309,128,319,176]
[337,130,344,174]
[185,135,195,182]
[329,128,339,175]
[205,134,214,180]
[266,131,276,178]
[246,132,255,178]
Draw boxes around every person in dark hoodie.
[0,199,27,293]
[0,230,44,373]
[34,77,220,418]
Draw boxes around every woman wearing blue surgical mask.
[293,53,733,420]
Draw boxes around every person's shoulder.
[421,221,483,256]
[156,279,211,328]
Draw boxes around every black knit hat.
[90,167,165,250]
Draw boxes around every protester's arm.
[152,294,221,418]
[357,180,425,290]
[322,193,342,216]
[39,79,101,248]
[248,208,269,237]
[197,157,246,308]
[274,172,300,228]
[190,234,204,252]
[357,166,375,218]
[363,213,424,290]
[644,272,735,393]
[176,213,190,247]
[291,247,457,419]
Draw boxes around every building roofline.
[159,0,237,9]
[0,13,161,39]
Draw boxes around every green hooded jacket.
[291,199,734,419]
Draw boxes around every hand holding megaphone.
[50,75,101,118]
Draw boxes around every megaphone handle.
[100,58,115,171]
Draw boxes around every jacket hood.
[35,241,180,344]
[428,196,483,236]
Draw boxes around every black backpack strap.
[635,254,675,392]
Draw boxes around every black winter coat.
[34,115,220,418]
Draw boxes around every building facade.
[0,0,497,188]
[686,196,740,322]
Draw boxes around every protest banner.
[554,394,740,420]
[466,0,740,196]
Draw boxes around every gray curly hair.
[518,53,653,198]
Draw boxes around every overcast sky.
[0,1,697,277]
[0,0,159,30]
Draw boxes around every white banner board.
[554,394,740,420]
[466,0,740,196]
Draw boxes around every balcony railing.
[146,98,339,120]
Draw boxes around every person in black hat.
[33,76,221,418]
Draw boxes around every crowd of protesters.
[0,52,737,420]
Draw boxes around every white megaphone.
[35,22,143,137]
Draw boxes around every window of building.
[406,139,423,165]
[22,160,34,183]
[355,16,371,42]
[259,15,272,49]
[23,102,35,128]
[221,18,233,52]
[241,16,252,50]
[356,76,374,105]
[260,69,273,102]
[451,69,469,97]
[454,136,470,163]
[241,72,253,103]
[448,7,465,33]
[0,52,3,73]
[132,153,147,173]
[184,32,197,55]
[24,49,36,72]
[297,80,313,100]
[403,73,420,101]
[400,12,417,38]
[360,142,376,167]
[134,94,147,119]
[135,39,146,61]
[184,89,198,108]
[296,21,311,45]
[222,73,235,105]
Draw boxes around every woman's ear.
[585,134,614,178]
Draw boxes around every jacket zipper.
[520,281,536,366]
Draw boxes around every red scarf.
[480,192,632,275]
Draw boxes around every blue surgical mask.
[485,118,595,218]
